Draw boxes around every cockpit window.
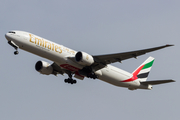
[8,31,15,34]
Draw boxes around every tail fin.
[132,56,155,82]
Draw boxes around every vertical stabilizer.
[132,56,155,82]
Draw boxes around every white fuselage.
[5,31,149,90]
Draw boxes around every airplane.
[5,30,175,90]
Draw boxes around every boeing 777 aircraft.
[5,30,175,90]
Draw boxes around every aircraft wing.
[51,62,84,80]
[93,44,173,64]
[51,62,65,75]
[140,79,175,85]
[92,44,173,70]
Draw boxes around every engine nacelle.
[147,85,153,90]
[35,61,53,75]
[75,51,94,66]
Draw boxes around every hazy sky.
[0,1,179,120]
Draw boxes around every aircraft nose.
[5,33,11,41]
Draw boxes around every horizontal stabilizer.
[140,79,175,85]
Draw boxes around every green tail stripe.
[142,60,154,70]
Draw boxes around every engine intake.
[35,61,53,75]
[75,51,94,66]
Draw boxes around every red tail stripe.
[121,65,144,82]
[133,65,144,76]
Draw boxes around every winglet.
[166,44,174,47]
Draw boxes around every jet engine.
[147,85,153,90]
[35,61,53,75]
[75,51,94,66]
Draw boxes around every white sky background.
[0,0,179,120]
